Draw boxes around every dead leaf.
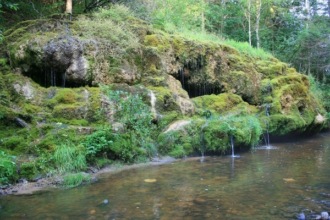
[144,179,157,183]
[283,178,295,182]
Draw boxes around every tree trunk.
[201,11,205,33]
[248,0,252,46]
[220,0,227,35]
[201,0,206,33]
[255,0,262,48]
[305,0,310,29]
[65,0,72,14]
[328,0,330,17]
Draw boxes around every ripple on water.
[255,145,278,150]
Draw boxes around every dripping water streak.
[231,135,235,158]
[265,104,270,147]
[149,90,157,118]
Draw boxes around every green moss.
[47,88,79,106]
[85,87,103,123]
[52,103,84,120]
[158,114,262,157]
[267,114,307,135]
[144,34,172,53]
[158,111,181,130]
[1,135,28,151]
[256,60,287,77]
[193,93,257,116]
[19,162,38,181]
[23,103,42,114]
[172,36,186,55]
[143,76,166,86]
[204,115,262,152]
[148,86,181,112]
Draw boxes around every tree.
[247,0,252,46]
[255,0,262,48]
[0,0,18,12]
[65,0,72,14]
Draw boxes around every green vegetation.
[53,143,87,174]
[0,151,17,185]
[62,172,91,188]
[83,88,157,164]
[158,114,262,157]
[0,0,328,189]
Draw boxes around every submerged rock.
[321,211,329,219]
[297,213,305,220]
[103,199,109,205]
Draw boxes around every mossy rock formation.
[0,9,328,166]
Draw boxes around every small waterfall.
[258,104,277,150]
[149,90,157,118]
[264,104,271,147]
[231,135,235,157]
[230,135,240,158]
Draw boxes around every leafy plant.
[82,88,156,163]
[83,127,114,163]
[93,4,133,22]
[0,150,17,184]
[108,89,156,158]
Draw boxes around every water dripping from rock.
[230,135,240,158]
[257,104,278,150]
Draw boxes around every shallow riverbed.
[1,132,330,219]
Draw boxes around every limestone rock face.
[43,36,88,86]
[2,17,328,137]
[13,82,34,100]
[166,75,195,115]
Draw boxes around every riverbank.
[0,156,176,196]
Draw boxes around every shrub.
[19,162,38,181]
[158,114,262,157]
[0,151,17,184]
[107,89,156,159]
[83,127,114,163]
[83,88,157,163]
[93,4,133,22]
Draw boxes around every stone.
[43,36,88,86]
[321,212,329,219]
[13,82,34,100]
[297,213,305,220]
[164,120,191,133]
[103,199,109,205]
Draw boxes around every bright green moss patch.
[256,60,287,77]
[267,114,307,135]
[148,86,181,112]
[193,93,257,116]
[46,88,79,107]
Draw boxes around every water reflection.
[1,133,330,219]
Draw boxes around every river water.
[1,132,330,219]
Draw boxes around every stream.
[1,132,330,219]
